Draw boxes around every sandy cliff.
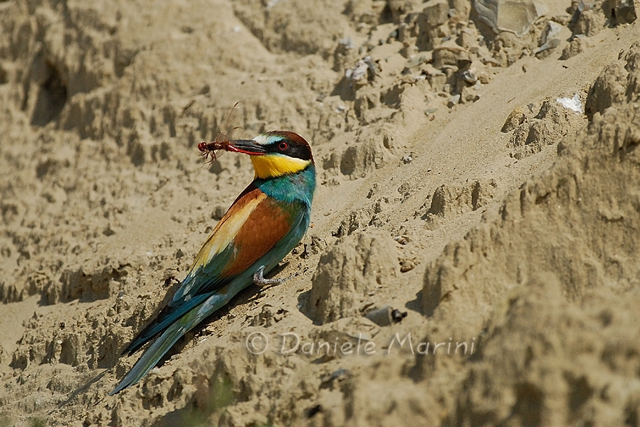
[0,0,639,425]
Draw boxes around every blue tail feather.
[121,293,211,356]
[110,292,231,395]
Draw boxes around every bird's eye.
[278,141,289,151]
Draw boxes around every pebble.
[501,107,526,132]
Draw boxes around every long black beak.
[226,139,266,156]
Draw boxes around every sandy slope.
[1,0,639,426]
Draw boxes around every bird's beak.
[225,139,266,156]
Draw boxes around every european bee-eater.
[110,131,315,394]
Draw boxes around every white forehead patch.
[253,134,283,146]
[253,134,268,145]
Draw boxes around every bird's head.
[225,131,314,179]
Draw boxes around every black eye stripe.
[266,139,311,160]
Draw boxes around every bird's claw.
[253,266,298,288]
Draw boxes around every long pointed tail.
[121,293,211,356]
[109,291,231,395]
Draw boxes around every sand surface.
[1,0,640,425]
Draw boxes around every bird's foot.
[253,266,298,288]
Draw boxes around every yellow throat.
[251,154,311,179]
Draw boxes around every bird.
[109,131,316,394]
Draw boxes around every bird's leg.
[253,266,298,288]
